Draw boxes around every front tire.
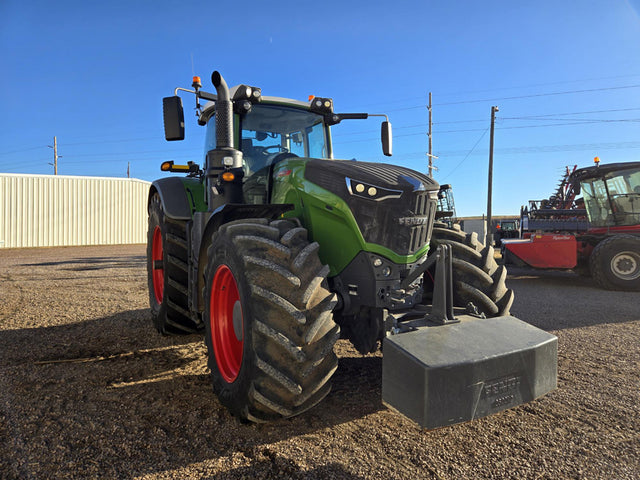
[204,219,339,422]
[430,224,514,317]
[590,234,640,291]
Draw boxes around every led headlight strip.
[345,177,403,202]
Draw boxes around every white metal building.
[0,174,151,248]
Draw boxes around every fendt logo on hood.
[397,216,431,226]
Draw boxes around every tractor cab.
[200,98,333,173]
[571,161,640,229]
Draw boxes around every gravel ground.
[0,245,638,479]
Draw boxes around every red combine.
[503,159,640,291]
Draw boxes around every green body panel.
[181,177,207,214]
[271,159,429,276]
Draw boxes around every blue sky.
[1,0,639,216]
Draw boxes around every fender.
[193,203,294,312]
[148,177,195,220]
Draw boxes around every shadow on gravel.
[210,460,367,479]
[506,266,639,331]
[20,255,146,271]
[0,308,192,365]
[0,309,387,478]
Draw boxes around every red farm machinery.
[502,159,640,291]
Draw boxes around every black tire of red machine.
[589,234,640,291]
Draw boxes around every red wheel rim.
[151,226,164,304]
[210,265,244,383]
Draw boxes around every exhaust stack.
[211,71,233,149]
[205,71,244,208]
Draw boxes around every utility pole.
[427,92,433,178]
[47,136,59,175]
[486,106,499,246]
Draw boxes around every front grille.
[405,194,437,254]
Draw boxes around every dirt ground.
[0,245,638,479]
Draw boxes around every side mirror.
[163,96,185,141]
[381,121,392,156]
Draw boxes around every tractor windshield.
[581,167,640,227]
[239,104,329,175]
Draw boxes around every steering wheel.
[262,145,288,153]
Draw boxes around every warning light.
[221,171,235,182]
[192,76,202,88]
[308,95,315,101]
[160,161,191,172]
[594,156,600,164]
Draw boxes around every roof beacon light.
[594,156,600,165]
[192,76,202,89]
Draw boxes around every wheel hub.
[611,251,640,280]
[210,264,244,383]
[151,226,164,303]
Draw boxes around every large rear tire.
[204,218,339,422]
[429,224,514,317]
[589,234,640,291]
[146,193,202,334]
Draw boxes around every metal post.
[48,136,58,175]
[428,92,433,178]
[486,106,498,246]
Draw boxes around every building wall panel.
[0,174,151,248]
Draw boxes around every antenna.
[190,53,195,77]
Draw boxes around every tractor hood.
[303,159,440,256]
[304,159,439,196]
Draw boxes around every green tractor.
[147,71,557,428]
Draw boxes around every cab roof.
[570,161,640,183]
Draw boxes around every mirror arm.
[174,87,195,96]
[368,114,390,122]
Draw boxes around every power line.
[435,119,640,133]
[0,136,163,156]
[440,127,490,180]
[0,146,46,156]
[437,141,640,157]
[432,73,640,98]
[376,84,640,112]
[347,73,640,110]
[434,107,640,125]
[352,140,640,162]
[434,84,640,106]
[64,136,159,146]
[501,117,640,123]
[500,106,640,119]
